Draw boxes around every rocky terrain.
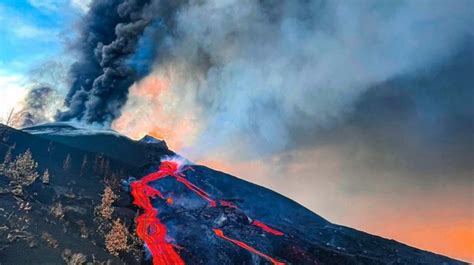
[0,123,466,264]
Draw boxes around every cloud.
[12,23,52,39]
[0,71,28,123]
[70,0,91,12]
[0,4,57,40]
[28,0,90,13]
[16,86,57,126]
[28,0,62,11]
[113,0,474,160]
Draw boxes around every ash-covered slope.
[0,123,466,265]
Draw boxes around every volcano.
[0,122,466,264]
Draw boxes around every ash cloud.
[113,0,474,158]
[16,86,56,127]
[7,61,68,128]
[56,0,157,124]
[60,0,473,165]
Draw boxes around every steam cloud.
[57,0,474,159]
[110,0,474,159]
[16,86,56,127]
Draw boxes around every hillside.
[0,123,466,265]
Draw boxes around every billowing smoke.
[16,86,56,127]
[110,0,474,159]
[56,0,158,124]
[57,0,473,159]
[56,1,473,257]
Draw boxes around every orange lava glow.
[131,159,288,264]
[130,163,185,265]
[251,220,284,236]
[113,74,201,151]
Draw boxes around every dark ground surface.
[0,123,467,264]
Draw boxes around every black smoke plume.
[56,0,156,124]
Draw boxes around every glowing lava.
[130,161,185,265]
[131,159,286,264]
[251,220,284,236]
[174,174,217,207]
[213,229,286,265]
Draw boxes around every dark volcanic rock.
[0,123,467,265]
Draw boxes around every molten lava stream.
[251,220,284,236]
[174,174,217,207]
[130,162,185,265]
[213,229,286,265]
[131,160,287,265]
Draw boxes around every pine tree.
[4,147,12,164]
[42,169,50,184]
[47,141,54,153]
[0,149,9,174]
[105,218,129,256]
[80,155,88,176]
[0,145,14,175]
[63,154,72,171]
[98,186,116,220]
[5,149,39,196]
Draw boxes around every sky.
[0,0,473,262]
[0,0,87,121]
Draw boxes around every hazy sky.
[0,0,472,262]
[0,0,86,120]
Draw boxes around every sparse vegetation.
[80,154,88,176]
[0,146,13,175]
[42,169,50,184]
[97,186,117,220]
[94,185,117,240]
[63,153,72,171]
[93,184,140,258]
[50,202,65,219]
[2,149,39,196]
[104,173,120,191]
[47,141,55,153]
[41,232,59,248]
[68,253,87,265]
[62,249,87,265]
[93,154,111,176]
[105,218,129,256]
[2,147,12,164]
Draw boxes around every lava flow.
[213,229,286,265]
[251,220,284,236]
[131,159,286,264]
[130,161,185,265]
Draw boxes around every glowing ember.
[213,229,286,265]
